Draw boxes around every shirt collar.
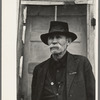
[50,51,68,68]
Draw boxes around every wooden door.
[22,5,87,100]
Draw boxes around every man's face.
[48,34,69,55]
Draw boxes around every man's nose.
[52,38,58,44]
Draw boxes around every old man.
[31,21,95,100]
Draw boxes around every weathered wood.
[17,1,22,99]
[27,5,86,16]
[17,2,26,100]
[87,4,95,75]
[21,0,93,5]
[75,0,93,4]
[55,6,57,21]
[21,1,65,5]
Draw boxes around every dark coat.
[31,52,95,100]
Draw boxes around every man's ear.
[67,38,72,46]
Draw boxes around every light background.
[2,0,98,100]
[2,0,17,100]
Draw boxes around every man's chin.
[51,51,61,55]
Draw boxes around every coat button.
[58,82,60,85]
[51,82,54,85]
[57,70,59,72]
[70,94,72,97]
[59,85,61,88]
[56,93,59,96]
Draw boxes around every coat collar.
[36,58,50,100]
[66,52,79,96]
[67,52,79,73]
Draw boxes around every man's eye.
[48,36,54,39]
[56,35,61,39]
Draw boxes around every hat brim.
[40,32,77,45]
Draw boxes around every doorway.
[22,5,87,100]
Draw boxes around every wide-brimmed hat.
[40,21,77,45]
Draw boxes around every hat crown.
[49,21,69,33]
[40,21,77,45]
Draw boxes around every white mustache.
[49,44,61,49]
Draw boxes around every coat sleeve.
[84,58,95,100]
[31,66,38,100]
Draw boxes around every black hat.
[40,21,77,45]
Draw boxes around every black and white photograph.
[2,0,98,100]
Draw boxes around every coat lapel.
[36,59,50,100]
[66,52,79,96]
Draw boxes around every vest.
[41,69,66,100]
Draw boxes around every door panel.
[30,42,50,62]
[57,5,87,56]
[22,5,87,100]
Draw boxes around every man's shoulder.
[70,53,88,61]
[71,52,92,67]
[35,58,50,69]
